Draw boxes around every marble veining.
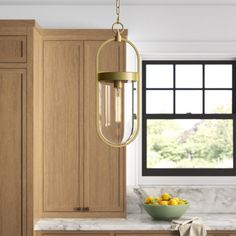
[34,213,236,231]
[127,186,236,214]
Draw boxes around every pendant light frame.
[95,0,141,148]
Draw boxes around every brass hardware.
[84,207,89,211]
[20,40,24,57]
[98,72,138,83]
[73,207,82,211]
[95,0,140,147]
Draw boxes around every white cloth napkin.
[171,217,207,236]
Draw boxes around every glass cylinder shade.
[96,38,140,147]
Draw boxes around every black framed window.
[142,60,236,176]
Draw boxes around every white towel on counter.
[171,217,207,236]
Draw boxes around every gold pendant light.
[96,0,140,147]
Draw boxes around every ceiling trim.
[1,0,236,6]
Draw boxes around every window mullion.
[203,64,205,114]
[173,64,176,114]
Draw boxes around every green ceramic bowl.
[143,203,189,221]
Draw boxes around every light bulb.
[104,85,111,127]
[115,87,122,123]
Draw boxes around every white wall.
[2,0,236,186]
[0,3,236,41]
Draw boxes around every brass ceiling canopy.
[96,0,140,147]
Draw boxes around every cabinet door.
[0,69,25,236]
[0,36,26,62]
[83,41,125,213]
[43,41,83,212]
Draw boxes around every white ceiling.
[0,0,236,5]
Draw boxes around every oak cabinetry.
[43,41,83,212]
[0,20,39,236]
[0,20,126,235]
[36,233,110,236]
[83,41,125,213]
[115,234,178,236]
[35,31,126,218]
[0,69,26,236]
[0,36,26,62]
[42,234,109,236]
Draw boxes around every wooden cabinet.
[43,41,83,212]
[0,69,26,236]
[115,233,178,236]
[0,36,26,62]
[41,234,109,236]
[36,233,110,236]
[37,34,126,218]
[83,41,125,213]
[0,20,38,236]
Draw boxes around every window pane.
[146,91,173,114]
[147,119,233,169]
[176,65,202,88]
[146,65,173,88]
[205,90,232,113]
[176,90,202,114]
[205,65,232,88]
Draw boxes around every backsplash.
[127,186,236,214]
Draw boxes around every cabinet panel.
[43,234,109,236]
[0,69,25,236]
[208,234,236,236]
[0,36,26,62]
[116,234,178,236]
[83,41,125,212]
[43,41,83,212]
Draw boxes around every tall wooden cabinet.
[83,41,125,213]
[0,21,127,236]
[43,41,83,212]
[0,69,25,236]
[0,20,38,236]
[34,30,126,218]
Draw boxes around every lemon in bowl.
[143,193,189,221]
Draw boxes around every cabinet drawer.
[116,233,178,236]
[0,36,26,62]
[43,234,109,236]
[208,234,236,236]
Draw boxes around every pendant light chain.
[116,0,120,23]
[112,0,124,34]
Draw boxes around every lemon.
[153,202,160,206]
[172,197,180,203]
[156,197,162,203]
[160,200,169,206]
[168,199,178,205]
[161,193,171,201]
[178,200,186,205]
[144,196,154,204]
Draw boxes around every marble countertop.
[34,213,236,231]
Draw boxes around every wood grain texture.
[26,27,34,236]
[33,27,43,220]
[43,41,83,212]
[115,234,178,236]
[83,41,125,213]
[0,36,26,62]
[43,234,110,236]
[0,69,26,236]
[0,20,37,27]
[41,29,127,41]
